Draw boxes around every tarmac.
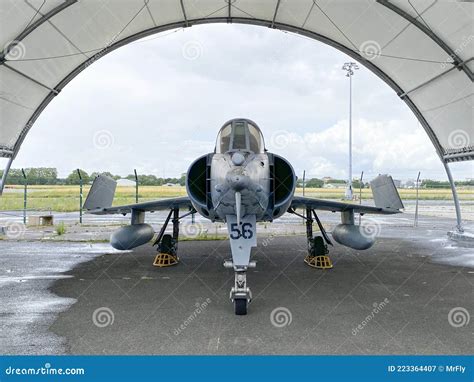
[0,211,472,355]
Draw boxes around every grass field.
[0,185,472,212]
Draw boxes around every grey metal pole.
[134,169,138,204]
[21,168,27,225]
[348,72,353,200]
[342,62,358,200]
[414,171,420,227]
[302,170,306,223]
[77,169,83,224]
[443,161,463,233]
[302,170,306,197]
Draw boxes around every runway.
[1,214,472,355]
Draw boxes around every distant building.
[402,179,421,189]
[392,179,401,188]
[116,178,136,187]
[323,183,346,189]
[322,177,332,184]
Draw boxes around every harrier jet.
[85,118,403,315]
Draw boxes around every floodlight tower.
[342,62,359,200]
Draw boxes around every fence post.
[358,171,363,225]
[134,169,138,204]
[414,171,421,227]
[302,170,306,223]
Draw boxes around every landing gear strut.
[231,270,251,315]
[289,207,333,269]
[224,260,256,315]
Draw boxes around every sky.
[5,23,473,181]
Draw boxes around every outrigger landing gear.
[153,208,194,267]
[289,207,334,269]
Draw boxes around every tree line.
[0,168,186,186]
[0,167,472,188]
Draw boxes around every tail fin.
[370,174,404,210]
[83,174,117,211]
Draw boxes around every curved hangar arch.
[0,0,472,232]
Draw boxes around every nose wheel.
[234,298,248,315]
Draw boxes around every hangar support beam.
[0,0,78,64]
[0,157,13,194]
[377,0,474,81]
[443,162,463,233]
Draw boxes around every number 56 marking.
[230,223,254,240]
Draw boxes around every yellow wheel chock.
[304,254,333,269]
[153,253,179,267]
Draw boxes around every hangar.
[0,0,472,235]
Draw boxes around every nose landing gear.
[231,271,252,315]
[225,214,257,315]
[225,261,256,315]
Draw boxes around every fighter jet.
[84,118,403,315]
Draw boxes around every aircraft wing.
[289,196,400,215]
[84,174,192,215]
[87,196,192,215]
[290,175,404,215]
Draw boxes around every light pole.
[342,62,359,200]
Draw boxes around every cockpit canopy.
[215,119,265,154]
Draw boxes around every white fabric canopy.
[1,0,473,165]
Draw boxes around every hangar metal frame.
[0,0,472,234]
